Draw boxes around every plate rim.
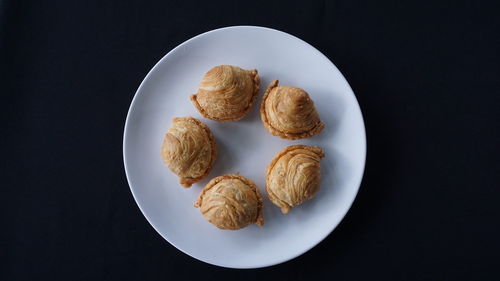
[123,25,367,269]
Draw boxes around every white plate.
[123,26,366,268]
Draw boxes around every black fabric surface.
[2,1,499,280]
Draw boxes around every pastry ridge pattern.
[190,65,260,122]
[266,145,325,214]
[194,174,264,230]
[161,117,216,187]
[260,80,325,140]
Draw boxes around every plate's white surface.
[123,26,366,268]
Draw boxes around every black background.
[2,0,499,280]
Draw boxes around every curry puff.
[195,174,264,230]
[191,65,260,122]
[266,145,324,214]
[161,117,216,187]
[260,80,324,140]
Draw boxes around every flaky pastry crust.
[194,174,264,230]
[191,65,260,122]
[161,117,216,187]
[266,145,325,214]
[260,80,324,140]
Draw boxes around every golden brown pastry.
[194,174,264,230]
[161,117,216,188]
[190,65,260,122]
[260,80,324,140]
[266,145,325,214]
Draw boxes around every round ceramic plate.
[123,26,366,268]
